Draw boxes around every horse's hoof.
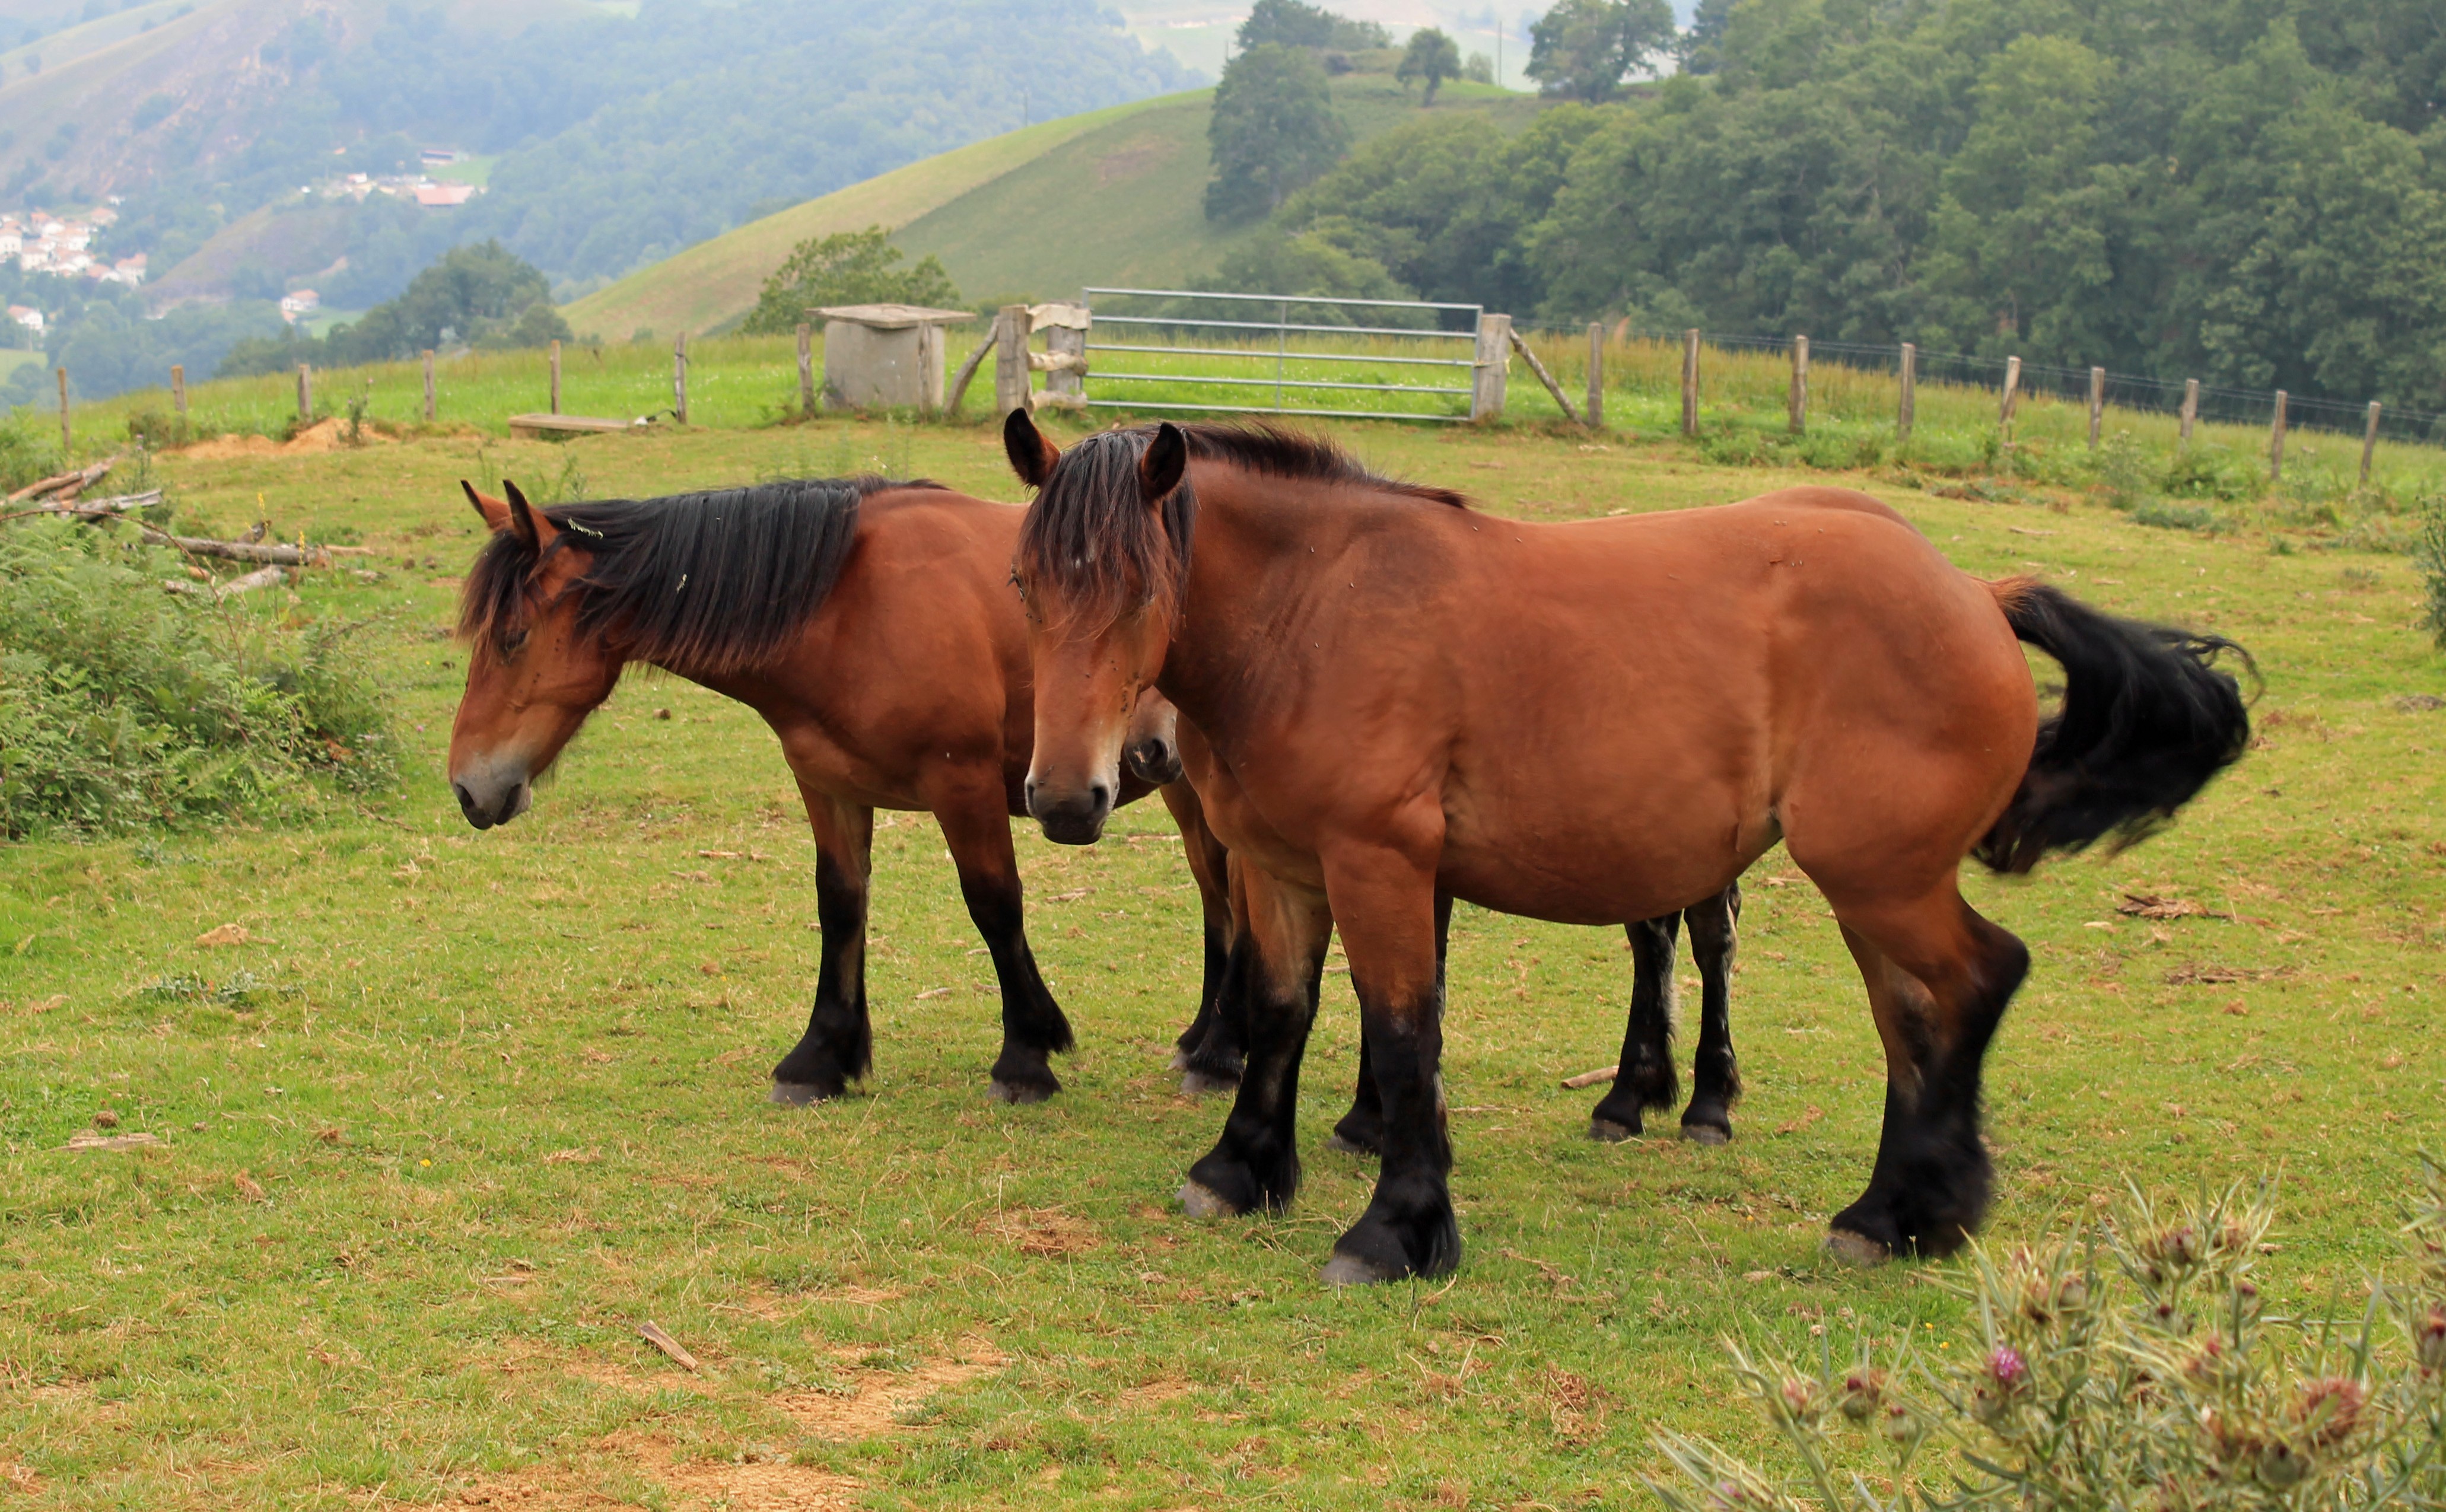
[1179,1069,1239,1096]
[769,1080,841,1106]
[1320,1253,1395,1288]
[1179,1180,1239,1219]
[1825,1228,1894,1267]
[1325,1132,1377,1156]
[1680,1122,1732,1147]
[988,1078,1055,1105]
[1166,1046,1191,1071]
[1588,1117,1639,1143]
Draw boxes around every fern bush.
[1651,1169,2446,1511]
[0,518,394,837]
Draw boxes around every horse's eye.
[499,628,529,658]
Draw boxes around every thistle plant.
[1649,1165,2446,1511]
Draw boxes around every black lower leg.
[1592,912,1681,1139]
[1328,999,1459,1282]
[771,850,871,1103]
[1334,895,1443,1156]
[1186,937,1319,1214]
[960,869,1073,1103]
[1680,883,1742,1143]
[1175,922,1245,1092]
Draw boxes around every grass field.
[4,391,2442,1509]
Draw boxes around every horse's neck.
[1162,477,1354,731]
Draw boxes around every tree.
[1238,0,1388,53]
[740,227,960,336]
[1525,0,1675,103]
[1204,43,1351,222]
[1396,28,1464,103]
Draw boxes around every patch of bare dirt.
[174,418,395,459]
[1117,1376,1195,1411]
[778,1339,1006,1440]
[444,1433,858,1510]
[974,1207,1103,1258]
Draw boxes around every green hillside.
[565,75,1542,341]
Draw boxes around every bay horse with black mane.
[1004,413,2250,1284]
[447,476,1235,1105]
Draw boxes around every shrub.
[1649,1170,2446,1511]
[0,518,394,837]
[2134,499,2219,531]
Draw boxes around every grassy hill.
[564,75,1543,341]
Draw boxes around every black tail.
[1976,579,2252,874]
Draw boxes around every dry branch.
[1507,329,1591,428]
[6,460,112,504]
[638,1319,700,1371]
[1558,1065,1618,1090]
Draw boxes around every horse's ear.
[502,478,558,552]
[1004,408,1059,490]
[1139,422,1187,507]
[462,479,511,533]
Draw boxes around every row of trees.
[217,242,571,377]
[1199,0,2446,410]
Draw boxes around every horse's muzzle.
[451,768,532,830]
[1026,778,1112,846]
[1125,731,1183,787]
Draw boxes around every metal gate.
[1079,287,1483,423]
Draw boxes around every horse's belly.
[1437,797,1761,924]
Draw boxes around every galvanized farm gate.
[1075,287,1501,424]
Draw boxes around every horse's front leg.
[771,789,874,1104]
[1181,862,1332,1218]
[1329,891,1447,1158]
[1320,838,1458,1285]
[934,784,1073,1103]
[1678,882,1743,1144]
[1591,912,1682,1139]
[1160,779,1245,1094]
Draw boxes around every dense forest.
[1214,0,2446,409]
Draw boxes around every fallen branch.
[1559,1064,1618,1090]
[1508,329,1593,429]
[638,1319,700,1371]
[5,459,112,504]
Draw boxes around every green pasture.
[2,412,2442,1510]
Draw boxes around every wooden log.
[171,364,186,416]
[2361,401,2381,485]
[1999,356,2022,447]
[158,534,331,566]
[56,367,68,453]
[297,363,312,422]
[549,340,561,415]
[672,332,689,425]
[1039,322,1087,410]
[946,325,997,414]
[1897,342,1915,444]
[1559,1064,1618,1091]
[507,413,635,441]
[213,564,287,599]
[1681,328,1699,437]
[1585,322,1604,429]
[1469,313,1511,422]
[1787,335,1808,434]
[1507,327,1586,427]
[423,349,436,422]
[2269,390,2287,480]
[2178,378,2199,451]
[2087,365,2105,448]
[796,323,815,416]
[993,304,1031,415]
[7,460,112,503]
[33,489,164,518]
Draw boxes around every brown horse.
[1004,415,2248,1284]
[447,476,1233,1105]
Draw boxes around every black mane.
[460,476,934,674]
[1018,422,1462,631]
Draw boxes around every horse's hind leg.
[1329,892,1446,1157]
[1184,864,1333,1219]
[771,791,874,1104]
[1678,882,1743,1145]
[936,788,1073,1104]
[1591,912,1681,1140]
[1163,781,1244,1094]
[1825,891,2029,1262]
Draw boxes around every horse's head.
[1125,686,1185,787]
[448,479,621,830]
[1006,410,1190,845]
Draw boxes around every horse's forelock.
[1019,429,1194,635]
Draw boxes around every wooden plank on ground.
[507,413,638,441]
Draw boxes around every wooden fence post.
[1508,327,1588,428]
[2269,390,2286,481]
[673,332,689,424]
[1897,342,1916,444]
[170,364,186,416]
[422,350,435,421]
[1787,336,1808,435]
[298,363,312,422]
[2361,401,2381,485]
[549,340,561,415]
[1469,313,1511,422]
[946,324,997,414]
[1680,328,1700,437]
[2087,366,2105,448]
[55,367,68,453]
[1585,322,1604,429]
[993,304,1032,414]
[1998,356,2021,448]
[2178,378,2199,452]
[796,323,815,416]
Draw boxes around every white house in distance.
[8,305,43,333]
[279,289,320,323]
